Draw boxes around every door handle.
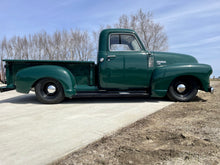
[99,58,104,63]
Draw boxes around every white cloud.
[155,1,220,24]
[171,36,220,49]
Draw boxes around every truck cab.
[0,29,213,104]
[98,29,153,90]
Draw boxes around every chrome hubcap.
[47,85,56,94]
[177,84,186,93]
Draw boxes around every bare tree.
[93,9,168,52]
[69,29,94,61]
[92,25,112,54]
[114,9,168,51]
[0,9,168,82]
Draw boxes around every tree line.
[0,9,168,81]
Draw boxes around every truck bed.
[3,59,97,91]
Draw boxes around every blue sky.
[0,0,220,76]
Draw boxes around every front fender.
[151,64,212,97]
[15,65,76,97]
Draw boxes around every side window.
[110,34,141,51]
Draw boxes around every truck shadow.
[64,97,163,104]
[0,94,40,104]
[0,94,207,105]
[191,96,207,102]
[0,94,169,104]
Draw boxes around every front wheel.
[35,79,65,104]
[167,78,198,102]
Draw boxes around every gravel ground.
[52,81,220,165]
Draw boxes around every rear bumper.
[208,87,214,94]
[0,85,16,92]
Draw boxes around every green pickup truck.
[0,29,214,103]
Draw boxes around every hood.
[151,51,198,67]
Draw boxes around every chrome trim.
[177,84,186,93]
[100,58,104,63]
[107,55,116,58]
[47,85,56,94]
[209,87,214,94]
[148,56,154,68]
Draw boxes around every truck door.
[99,33,150,89]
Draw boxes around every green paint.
[1,29,213,100]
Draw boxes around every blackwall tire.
[167,78,198,102]
[35,79,64,104]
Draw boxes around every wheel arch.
[32,77,64,90]
[15,65,76,98]
[35,78,65,104]
[167,75,199,101]
[168,75,203,91]
[151,64,211,98]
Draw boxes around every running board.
[73,91,149,98]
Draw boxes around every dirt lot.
[52,81,220,165]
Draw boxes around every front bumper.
[208,87,214,94]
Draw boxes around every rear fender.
[151,64,212,97]
[15,65,76,97]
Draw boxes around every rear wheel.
[35,79,64,104]
[167,77,198,102]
